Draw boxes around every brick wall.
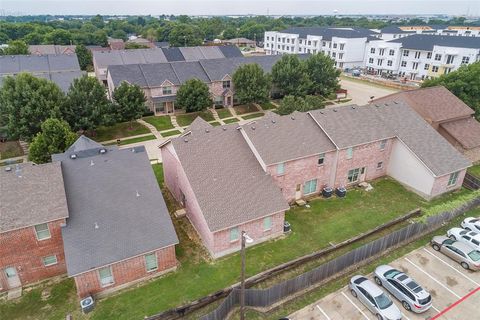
[74,245,176,298]
[0,219,66,292]
[430,169,467,199]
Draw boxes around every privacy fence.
[199,196,480,320]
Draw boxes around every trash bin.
[80,295,95,313]
[336,187,347,198]
[283,221,291,233]
[322,187,333,198]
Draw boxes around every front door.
[5,267,21,289]
[226,96,232,107]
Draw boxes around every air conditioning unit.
[80,295,95,313]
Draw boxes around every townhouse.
[264,27,379,69]
[365,34,480,80]
[29,45,76,55]
[160,100,471,258]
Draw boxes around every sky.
[1,0,479,16]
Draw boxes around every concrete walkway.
[170,115,183,131]
[209,108,225,125]
[136,119,162,139]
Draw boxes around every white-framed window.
[42,255,57,267]
[346,147,353,159]
[434,54,442,61]
[427,52,432,59]
[414,51,421,59]
[263,216,272,231]
[377,59,383,66]
[424,63,430,70]
[377,162,384,169]
[369,58,374,63]
[338,53,344,59]
[462,56,470,64]
[389,49,395,56]
[98,266,114,287]
[332,52,336,58]
[162,86,172,95]
[318,153,325,166]
[277,162,285,175]
[347,168,361,183]
[448,171,460,186]
[379,139,387,150]
[145,253,158,272]
[333,43,337,48]
[412,62,419,70]
[34,223,51,241]
[379,49,385,56]
[370,48,375,54]
[401,61,407,67]
[222,80,231,89]
[387,60,393,66]
[432,66,439,73]
[403,50,409,56]
[303,179,318,195]
[230,227,239,242]
[339,43,345,50]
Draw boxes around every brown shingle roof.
[441,117,480,149]
[373,86,474,123]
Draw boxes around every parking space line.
[431,305,441,313]
[315,305,331,320]
[402,313,411,320]
[422,248,480,286]
[341,291,371,320]
[404,257,461,299]
[431,286,480,320]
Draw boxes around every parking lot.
[289,245,480,320]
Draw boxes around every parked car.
[461,217,480,232]
[447,227,480,250]
[374,265,431,313]
[349,275,402,320]
[431,236,480,270]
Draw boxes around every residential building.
[107,37,125,50]
[365,35,480,80]
[222,37,257,48]
[0,54,84,92]
[378,26,416,40]
[29,45,76,55]
[264,27,379,69]
[0,163,69,294]
[374,86,480,162]
[380,25,480,40]
[126,37,155,48]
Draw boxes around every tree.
[232,63,271,104]
[111,29,128,41]
[2,40,29,55]
[0,73,64,141]
[271,55,312,97]
[44,29,73,45]
[277,95,325,115]
[90,15,105,29]
[422,62,480,120]
[169,23,204,47]
[304,53,341,96]
[62,75,115,132]
[28,118,77,164]
[75,44,92,71]
[112,82,147,125]
[124,42,149,49]
[23,32,44,44]
[222,26,238,40]
[176,79,212,113]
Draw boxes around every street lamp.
[240,231,253,320]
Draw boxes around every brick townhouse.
[160,100,471,258]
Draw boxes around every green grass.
[176,111,215,127]
[261,102,276,110]
[103,134,156,146]
[210,121,221,127]
[162,130,181,137]
[242,112,265,120]
[143,116,174,131]
[337,98,352,103]
[92,122,150,142]
[468,164,480,177]
[223,118,240,124]
[216,108,233,119]
[0,159,23,166]
[233,103,259,115]
[0,141,24,160]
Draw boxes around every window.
[99,267,114,287]
[414,51,421,59]
[42,255,57,267]
[347,168,361,183]
[332,52,336,58]
[377,162,383,169]
[286,38,290,43]
[308,40,311,45]
[263,216,272,231]
[369,58,374,63]
[266,36,269,41]
[339,43,345,50]
[412,62,419,70]
[434,54,442,61]
[145,253,158,272]
[387,60,393,66]
[277,163,285,175]
[303,179,318,195]
[462,56,470,64]
[333,43,337,48]
[162,86,172,95]
[389,49,395,56]
[432,66,439,72]
[377,59,383,66]
[222,80,231,89]
[446,55,455,64]
[230,227,239,242]
[346,147,353,159]
[403,50,409,57]
[338,53,344,59]
[318,153,325,165]
[34,223,51,240]
[401,61,407,67]
[424,63,430,70]
[380,139,387,150]
[322,41,326,47]
[448,171,460,186]
[370,48,375,54]
[427,52,432,59]
[379,49,385,56]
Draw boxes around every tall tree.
[2,40,29,55]
[75,44,92,71]
[277,95,325,115]
[232,63,271,104]
[271,55,312,97]
[176,79,212,113]
[62,75,115,132]
[0,73,64,141]
[112,82,147,126]
[28,118,77,164]
[305,53,341,96]
[169,23,204,47]
[44,29,73,45]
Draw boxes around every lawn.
[103,134,156,146]
[216,108,233,119]
[143,116,174,131]
[176,111,215,127]
[261,102,277,110]
[223,118,240,124]
[162,130,182,137]
[468,164,480,178]
[92,122,150,142]
[242,112,265,120]
[210,121,221,127]
[233,103,259,115]
[0,141,24,160]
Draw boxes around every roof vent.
[291,116,295,120]
[222,127,227,131]
[136,190,140,197]
[99,148,106,154]
[184,138,188,142]
[251,126,256,130]
[90,160,95,166]
[319,111,324,114]
[333,109,337,112]
[393,101,398,104]
[351,106,356,109]
[131,148,136,152]
[4,166,12,172]
[384,103,388,106]
[70,154,77,159]
[271,119,276,124]
[205,128,210,133]
[375,104,380,108]
[94,222,99,230]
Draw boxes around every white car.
[447,227,480,250]
[462,217,480,232]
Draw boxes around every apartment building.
[365,34,480,80]
[379,26,480,40]
[264,27,378,69]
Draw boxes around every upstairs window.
[379,49,385,56]
[462,56,470,64]
[346,147,353,159]
[387,60,393,66]
[424,63,430,70]
[42,255,58,267]
[370,48,376,54]
[401,61,407,67]
[34,223,51,241]
[222,80,231,89]
[434,54,442,61]
[414,51,421,59]
[99,267,114,287]
[263,216,272,231]
[427,52,432,59]
[389,49,395,56]
[380,139,387,150]
[403,50,409,56]
[162,86,172,95]
[339,43,345,50]
[318,153,325,165]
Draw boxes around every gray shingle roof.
[0,162,69,233]
[388,34,480,50]
[198,46,224,59]
[48,70,85,92]
[92,49,168,69]
[0,54,80,75]
[217,45,244,58]
[170,123,289,232]
[171,61,210,83]
[162,47,185,62]
[280,27,377,40]
[241,111,336,165]
[179,47,205,61]
[55,136,178,276]
[187,116,213,131]
[142,63,180,86]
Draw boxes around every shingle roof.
[440,117,480,149]
[241,111,336,165]
[48,70,85,92]
[54,137,178,276]
[179,47,205,61]
[380,26,416,34]
[373,86,474,123]
[92,49,168,69]
[280,27,377,40]
[217,45,243,58]
[187,117,213,131]
[198,46,224,59]
[171,61,210,83]
[29,45,76,55]
[0,54,80,75]
[162,47,185,62]
[170,123,289,232]
[0,162,69,234]
[388,34,480,50]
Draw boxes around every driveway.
[289,245,480,320]
[340,77,399,106]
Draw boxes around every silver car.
[431,235,480,271]
[374,265,432,313]
[447,227,480,250]
[349,275,402,320]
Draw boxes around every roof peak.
[66,135,104,153]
